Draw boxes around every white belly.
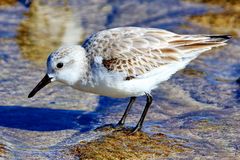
[72,61,189,98]
[73,77,148,98]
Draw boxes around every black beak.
[28,74,52,98]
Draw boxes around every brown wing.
[83,27,229,79]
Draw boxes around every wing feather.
[83,27,229,79]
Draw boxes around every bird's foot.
[115,121,125,128]
[128,124,142,135]
[95,123,125,132]
[95,124,115,132]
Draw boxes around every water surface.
[0,0,239,159]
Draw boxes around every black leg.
[117,97,136,126]
[131,93,152,134]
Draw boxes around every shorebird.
[28,27,230,133]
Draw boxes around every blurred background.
[0,0,239,159]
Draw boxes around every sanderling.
[28,27,230,133]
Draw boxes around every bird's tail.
[170,34,231,52]
[167,34,231,61]
[206,35,231,42]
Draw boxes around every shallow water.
[0,0,239,159]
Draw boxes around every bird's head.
[28,45,88,98]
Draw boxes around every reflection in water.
[182,67,205,78]
[187,0,240,37]
[16,0,83,65]
[0,0,17,6]
[0,143,6,157]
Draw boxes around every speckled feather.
[83,27,228,79]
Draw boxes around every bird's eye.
[56,62,63,68]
